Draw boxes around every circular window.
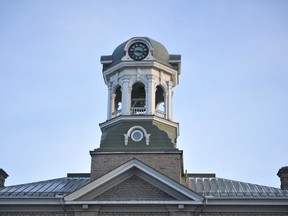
[131,130,143,142]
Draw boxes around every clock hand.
[134,51,143,55]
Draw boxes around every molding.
[0,197,62,205]
[103,61,178,86]
[63,200,203,205]
[100,115,179,131]
[205,197,288,206]
[124,125,150,145]
[90,151,183,155]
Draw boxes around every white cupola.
[100,37,181,121]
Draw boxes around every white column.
[111,93,116,117]
[107,82,112,120]
[121,76,131,115]
[166,81,173,120]
[146,74,155,115]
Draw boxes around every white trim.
[1,197,288,207]
[124,126,150,145]
[205,197,288,206]
[100,115,179,133]
[103,61,178,85]
[91,151,183,154]
[64,200,203,205]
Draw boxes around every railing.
[131,107,146,115]
[112,108,166,118]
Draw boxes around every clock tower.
[90,37,184,183]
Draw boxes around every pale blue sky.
[0,0,287,188]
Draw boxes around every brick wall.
[95,175,176,201]
[90,151,183,182]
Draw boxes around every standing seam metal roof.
[0,177,90,197]
[189,176,288,198]
[0,175,287,199]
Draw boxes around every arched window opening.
[113,86,122,117]
[155,85,166,118]
[131,82,146,115]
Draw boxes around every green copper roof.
[98,117,178,152]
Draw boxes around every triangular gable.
[93,175,177,201]
[64,159,204,203]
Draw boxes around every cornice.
[102,61,178,85]
[99,115,179,131]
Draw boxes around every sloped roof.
[111,37,170,67]
[0,176,89,197]
[1,173,287,200]
[100,37,181,70]
[189,175,288,198]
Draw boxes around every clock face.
[128,42,149,61]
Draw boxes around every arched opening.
[113,86,122,117]
[131,82,146,115]
[155,85,166,118]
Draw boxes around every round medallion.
[131,130,143,142]
[128,42,149,61]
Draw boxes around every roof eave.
[205,196,288,206]
[0,197,62,205]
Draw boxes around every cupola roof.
[101,37,181,70]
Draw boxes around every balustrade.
[112,108,167,118]
[130,107,146,115]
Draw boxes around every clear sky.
[0,0,287,188]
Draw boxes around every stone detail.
[95,175,176,201]
[90,152,183,182]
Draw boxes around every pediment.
[91,174,177,201]
[64,159,203,203]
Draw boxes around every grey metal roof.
[102,37,179,70]
[0,176,90,197]
[111,37,170,66]
[1,173,287,199]
[188,175,288,198]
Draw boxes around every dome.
[111,37,171,66]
